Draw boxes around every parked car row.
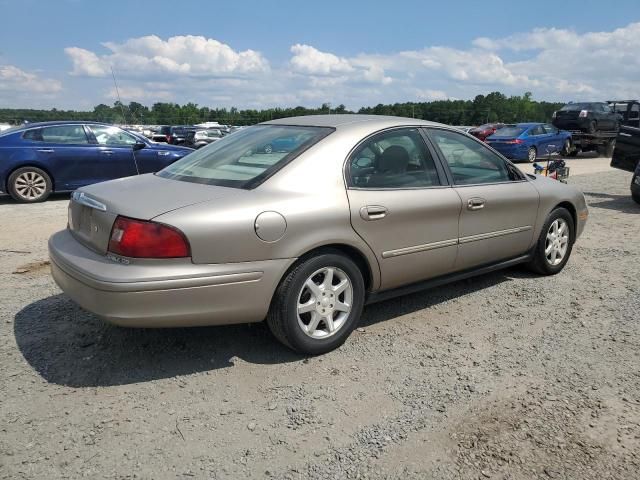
[136,123,244,148]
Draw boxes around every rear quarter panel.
[528,175,588,242]
[0,133,48,192]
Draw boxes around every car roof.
[262,114,440,129]
[8,121,109,131]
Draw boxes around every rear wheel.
[527,207,574,275]
[8,167,52,203]
[267,251,365,354]
[527,147,537,163]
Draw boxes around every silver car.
[49,115,588,354]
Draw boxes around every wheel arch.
[285,243,376,292]
[6,163,56,192]
[554,201,577,233]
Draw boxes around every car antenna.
[111,66,140,175]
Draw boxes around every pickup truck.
[610,125,640,204]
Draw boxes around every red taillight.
[108,216,190,258]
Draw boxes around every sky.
[0,0,639,111]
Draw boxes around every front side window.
[40,125,89,144]
[89,125,138,146]
[429,128,519,185]
[542,124,558,134]
[348,128,440,188]
[158,125,332,188]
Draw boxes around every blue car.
[0,121,193,202]
[486,123,572,163]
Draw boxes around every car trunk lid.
[68,173,241,254]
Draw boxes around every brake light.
[579,110,588,118]
[108,216,190,258]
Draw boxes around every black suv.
[184,129,224,149]
[151,126,196,145]
[552,102,621,133]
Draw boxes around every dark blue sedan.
[0,121,192,202]
[486,123,572,163]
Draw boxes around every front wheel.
[560,139,571,156]
[267,251,365,354]
[8,166,52,203]
[526,207,575,275]
[527,147,537,163]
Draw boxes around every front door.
[345,127,461,291]
[426,127,539,271]
[85,125,139,182]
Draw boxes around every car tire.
[526,207,575,276]
[568,150,579,158]
[8,166,52,203]
[267,250,365,354]
[527,147,537,163]
[264,144,273,154]
[560,139,571,156]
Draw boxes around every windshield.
[492,126,525,137]
[560,103,593,111]
[157,124,333,188]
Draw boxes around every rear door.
[426,127,539,270]
[611,126,640,172]
[346,127,461,290]
[32,124,96,190]
[85,125,138,181]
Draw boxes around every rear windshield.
[492,126,525,137]
[157,125,333,188]
[560,103,593,111]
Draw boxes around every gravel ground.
[0,168,638,479]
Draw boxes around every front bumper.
[49,229,295,327]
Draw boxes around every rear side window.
[40,125,89,144]
[23,129,43,141]
[348,128,441,188]
[429,128,519,185]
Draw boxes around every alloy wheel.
[528,147,536,163]
[296,266,353,339]
[14,171,47,201]
[545,218,569,266]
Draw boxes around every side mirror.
[133,142,146,151]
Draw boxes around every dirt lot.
[1,160,638,479]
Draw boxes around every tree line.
[0,92,564,126]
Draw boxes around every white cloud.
[6,22,630,110]
[0,65,62,94]
[65,35,269,78]
[290,44,353,75]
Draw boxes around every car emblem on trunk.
[71,191,107,212]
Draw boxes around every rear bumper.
[49,229,295,327]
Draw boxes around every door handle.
[100,150,113,155]
[360,205,388,221]
[37,149,54,153]
[467,198,485,211]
